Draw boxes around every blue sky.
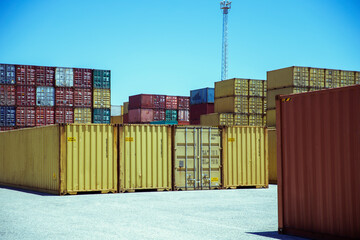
[0,0,359,106]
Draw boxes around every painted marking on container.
[53,173,56,180]
[228,138,235,142]
[125,137,134,142]
[67,137,76,142]
[282,98,291,102]
[211,177,219,182]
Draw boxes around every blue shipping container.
[0,106,16,126]
[93,70,111,89]
[0,64,16,84]
[165,110,177,121]
[93,108,111,123]
[190,88,214,105]
[150,120,178,125]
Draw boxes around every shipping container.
[35,66,55,86]
[16,86,36,106]
[177,109,189,122]
[0,64,15,84]
[150,120,178,125]
[123,102,129,114]
[177,121,190,125]
[93,89,110,108]
[152,95,166,109]
[173,126,221,190]
[55,68,73,87]
[74,108,92,123]
[74,88,92,107]
[177,96,190,109]
[111,115,123,124]
[0,126,15,131]
[93,108,110,124]
[119,125,172,192]
[266,109,276,127]
[73,68,92,88]
[36,107,54,126]
[0,106,16,126]
[233,114,248,126]
[267,66,309,89]
[222,126,268,188]
[36,86,55,106]
[214,96,248,113]
[340,70,355,86]
[249,114,264,126]
[190,88,214,105]
[123,113,128,123]
[55,87,74,107]
[309,68,325,88]
[268,128,277,184]
[0,124,117,195]
[200,113,234,126]
[215,78,249,98]
[189,103,214,122]
[190,120,200,125]
[249,80,266,97]
[128,109,153,123]
[356,72,360,84]
[16,65,36,85]
[267,87,308,109]
[16,107,36,127]
[0,85,16,106]
[249,97,264,114]
[325,69,341,88]
[93,70,110,89]
[276,85,360,240]
[165,109,177,121]
[165,96,177,110]
[55,107,74,124]
[153,109,165,121]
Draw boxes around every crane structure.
[220,1,231,81]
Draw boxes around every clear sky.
[0,0,359,106]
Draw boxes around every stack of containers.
[73,68,92,123]
[128,94,154,123]
[177,96,190,125]
[165,96,177,122]
[189,88,214,125]
[0,64,16,131]
[123,101,129,123]
[54,67,73,124]
[92,70,111,123]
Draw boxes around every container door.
[174,126,221,190]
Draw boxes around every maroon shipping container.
[74,88,92,107]
[55,107,74,124]
[153,95,166,109]
[36,66,55,86]
[0,85,16,105]
[16,107,35,127]
[178,109,189,121]
[129,94,153,109]
[189,119,200,125]
[276,85,360,240]
[128,109,153,123]
[16,65,36,85]
[55,87,74,107]
[189,103,214,121]
[177,96,190,109]
[0,127,15,131]
[36,107,55,126]
[74,68,92,88]
[16,86,36,106]
[166,96,177,110]
[178,121,190,125]
[153,109,165,121]
[123,113,128,123]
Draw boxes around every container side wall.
[268,128,277,184]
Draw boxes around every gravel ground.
[0,184,307,240]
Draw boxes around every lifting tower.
[220,1,231,81]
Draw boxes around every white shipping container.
[55,68,74,87]
[36,87,55,106]
[178,109,189,121]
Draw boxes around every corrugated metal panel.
[0,85,16,105]
[93,70,110,89]
[36,86,55,106]
[93,108,110,124]
[55,68,73,87]
[0,106,16,126]
[165,109,177,121]
[36,107,55,126]
[63,124,117,194]
[234,114,248,126]
[55,107,74,124]
[267,87,308,109]
[153,95,166,109]
[177,96,190,109]
[215,78,249,97]
[215,96,248,113]
[0,125,60,194]
[177,110,189,121]
[0,64,16,84]
[249,97,264,114]
[119,124,172,192]
[93,89,110,108]
[267,67,309,90]
[189,103,214,122]
[173,126,221,190]
[266,109,276,127]
[129,94,153,109]
[55,87,74,107]
[268,128,277,184]
[165,96,177,110]
[111,115,123,124]
[128,109,153,123]
[190,88,214,105]
[153,109,165,121]
[249,80,265,97]
[16,107,36,127]
[277,85,360,240]
[16,86,36,106]
[74,88,92,107]
[16,65,36,85]
[74,108,92,123]
[222,126,268,188]
[35,66,55,86]
[73,68,92,88]
[123,102,129,114]
[200,113,234,126]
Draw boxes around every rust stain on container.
[276,85,360,240]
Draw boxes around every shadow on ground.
[247,231,309,240]
[0,186,54,196]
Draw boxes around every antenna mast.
[220,1,231,81]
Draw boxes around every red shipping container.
[153,95,166,109]
[36,66,55,86]
[36,107,54,126]
[0,85,16,105]
[128,109,153,123]
[55,87,74,107]
[74,68,92,88]
[0,127,15,131]
[177,121,190,125]
[16,86,36,106]
[16,107,35,127]
[189,103,214,121]
[178,109,189,121]
[153,109,165,121]
[55,107,74,124]
[16,65,36,85]
[123,113,128,123]
[129,94,153,109]
[177,96,190,109]
[74,88,92,107]
[276,85,360,240]
[189,120,200,125]
[166,96,177,109]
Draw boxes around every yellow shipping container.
[119,125,172,192]
[267,87,308,109]
[222,126,268,188]
[74,108,92,123]
[249,114,264,126]
[325,69,341,88]
[249,80,265,97]
[173,126,222,190]
[268,128,277,184]
[340,71,355,86]
[266,109,276,127]
[267,66,309,90]
[249,97,264,114]
[123,102,129,114]
[356,72,360,85]
[200,113,234,126]
[0,124,117,195]
[215,96,248,113]
[215,78,249,98]
[93,89,111,108]
[111,115,123,124]
[309,68,325,88]
[234,114,248,126]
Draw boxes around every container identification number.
[67,137,76,142]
